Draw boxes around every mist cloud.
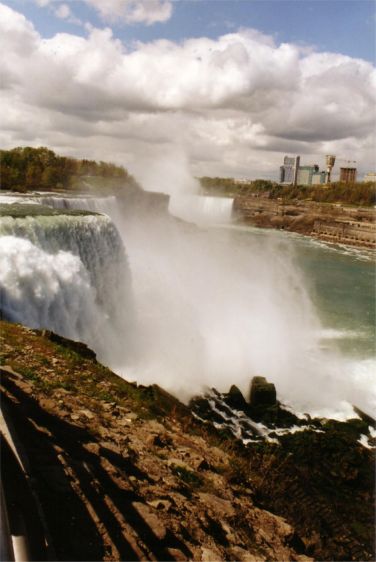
[1,2,375,179]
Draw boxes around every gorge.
[0,190,374,418]
[0,188,375,562]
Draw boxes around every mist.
[131,148,200,196]
[3,178,373,419]
[108,194,368,419]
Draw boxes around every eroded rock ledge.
[0,321,374,561]
[233,195,376,249]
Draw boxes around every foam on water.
[0,211,134,365]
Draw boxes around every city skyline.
[1,1,375,190]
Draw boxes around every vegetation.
[200,176,275,197]
[0,146,133,192]
[199,176,376,207]
[269,181,376,207]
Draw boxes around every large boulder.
[226,385,247,410]
[249,376,276,407]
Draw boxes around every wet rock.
[225,385,247,410]
[40,330,97,360]
[249,376,276,407]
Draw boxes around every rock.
[225,385,247,410]
[41,330,97,360]
[249,376,276,407]
[198,493,235,517]
[147,434,170,447]
[78,409,95,420]
[83,442,100,455]
[132,502,167,540]
[39,398,57,411]
[147,499,172,511]
[166,548,187,560]
[201,547,223,561]
[167,458,193,471]
[228,547,262,562]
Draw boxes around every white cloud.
[85,0,173,25]
[55,3,70,19]
[1,3,375,181]
[33,0,173,26]
[54,3,82,25]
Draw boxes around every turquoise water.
[227,225,375,362]
[292,236,375,360]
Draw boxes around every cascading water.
[168,195,234,225]
[0,210,134,366]
[1,193,374,419]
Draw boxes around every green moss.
[17,365,40,382]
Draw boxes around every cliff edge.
[0,321,374,561]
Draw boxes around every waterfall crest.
[0,212,133,365]
[168,195,234,225]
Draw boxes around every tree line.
[269,181,375,206]
[0,146,130,192]
[199,177,376,207]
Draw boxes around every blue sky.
[1,0,375,181]
[8,0,376,62]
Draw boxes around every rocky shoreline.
[233,195,376,250]
[1,321,375,561]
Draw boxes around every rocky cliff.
[0,321,374,561]
[233,195,376,249]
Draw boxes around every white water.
[1,194,374,419]
[0,212,134,365]
[168,195,233,225]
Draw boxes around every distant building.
[363,172,376,183]
[297,165,326,185]
[280,156,300,185]
[340,167,357,183]
[311,171,327,185]
[280,156,326,186]
[325,155,336,183]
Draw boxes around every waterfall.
[0,211,133,366]
[168,195,234,225]
[2,192,370,418]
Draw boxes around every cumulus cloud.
[1,2,375,180]
[85,0,173,25]
[34,0,173,26]
[54,3,82,25]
